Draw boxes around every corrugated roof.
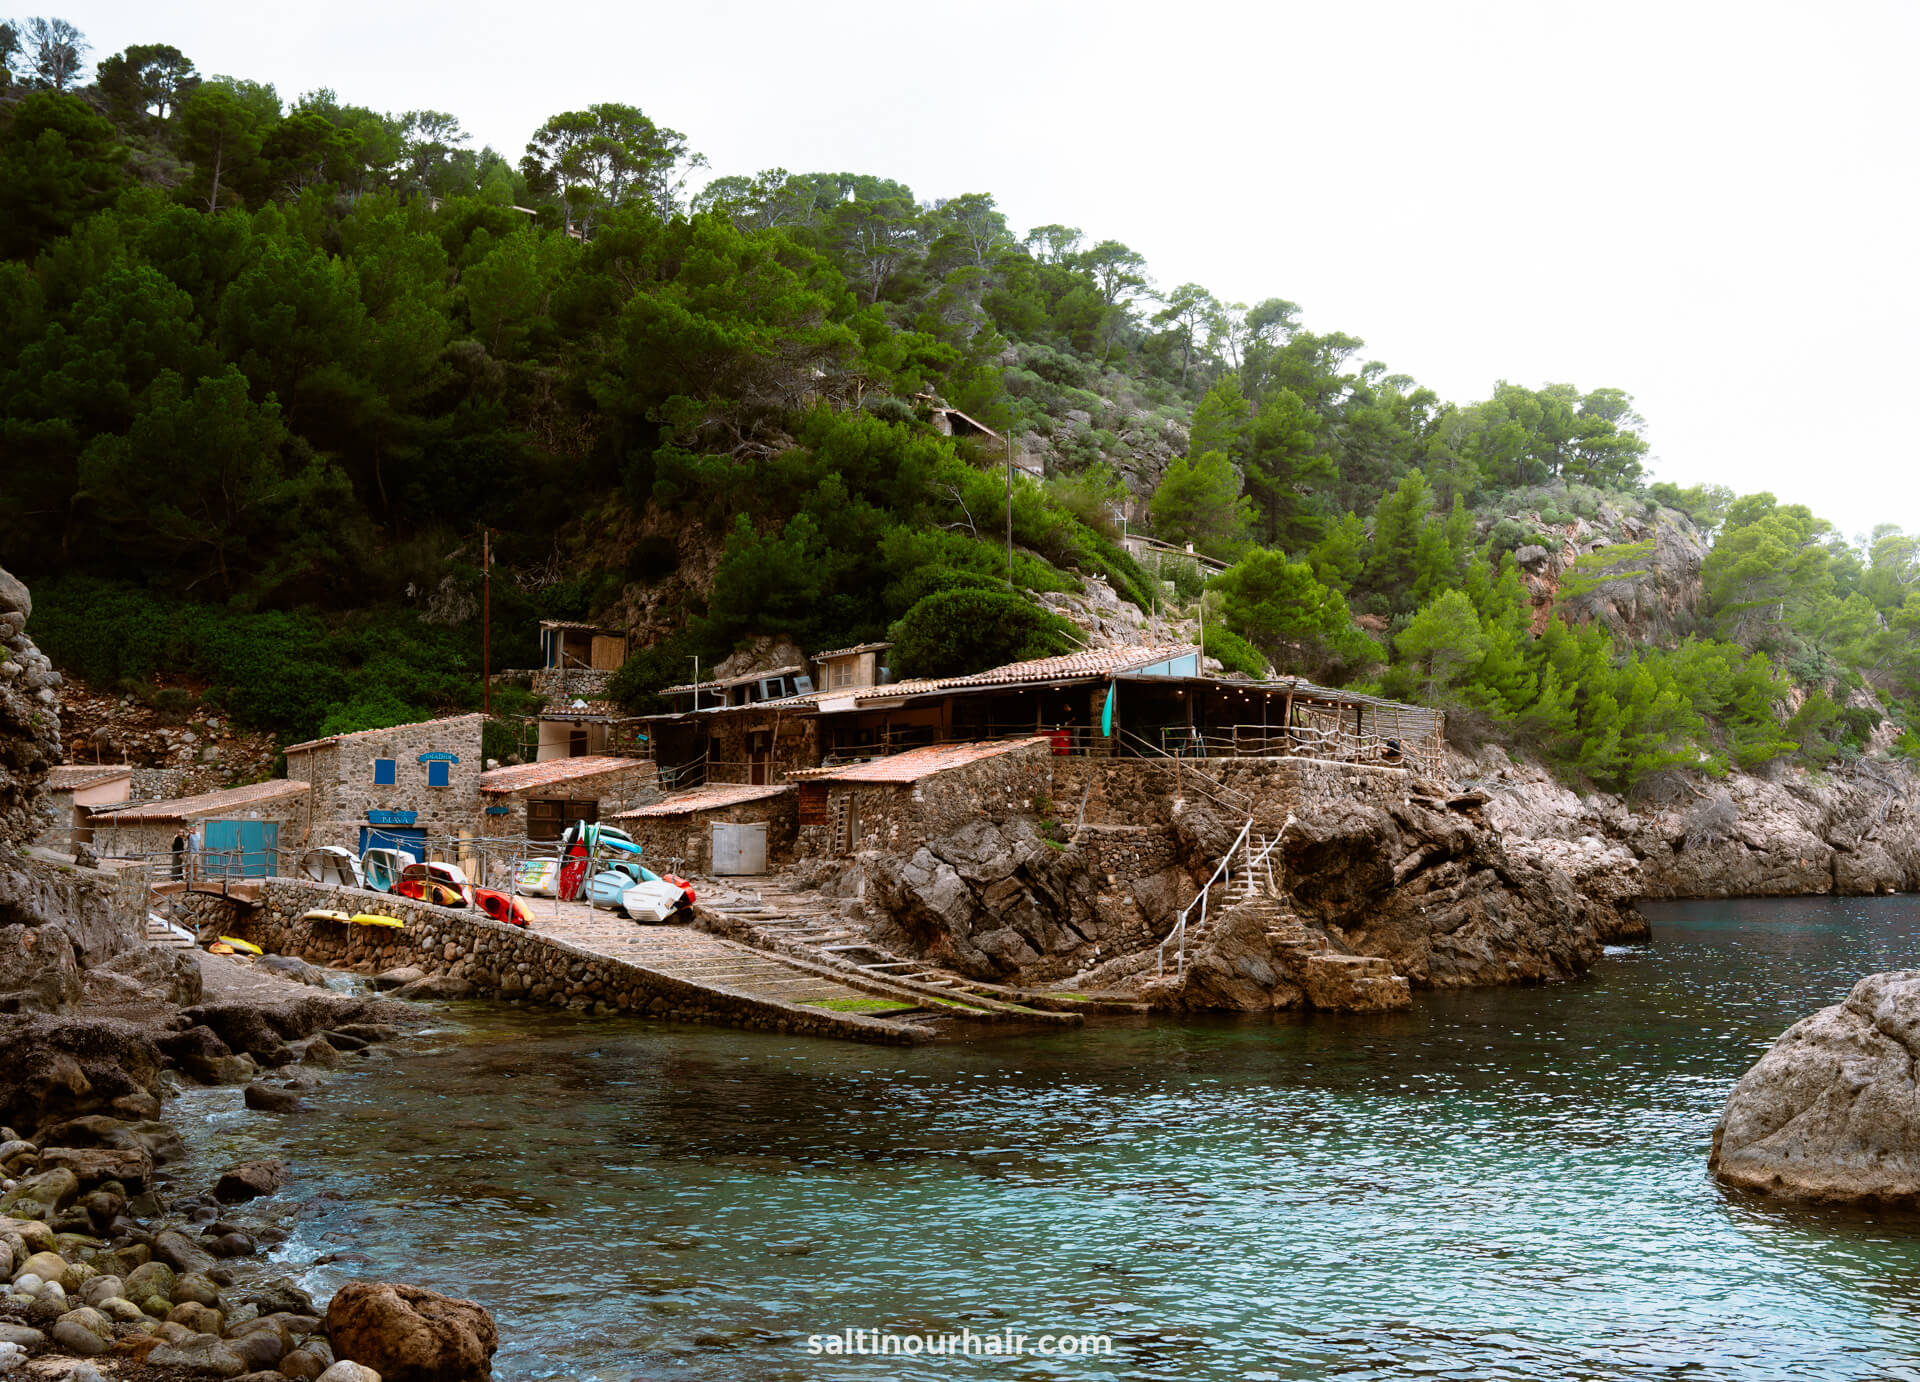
[284,713,485,755]
[660,664,808,696]
[814,642,893,660]
[788,738,1049,784]
[539,621,625,634]
[614,783,791,818]
[865,644,1197,702]
[477,756,650,794]
[47,765,133,791]
[92,779,309,822]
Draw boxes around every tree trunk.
[207,135,224,213]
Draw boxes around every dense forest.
[2,17,1916,795]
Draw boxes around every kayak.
[347,913,405,929]
[302,909,353,924]
[216,936,262,955]
[514,858,558,898]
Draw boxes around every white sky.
[66,0,1920,542]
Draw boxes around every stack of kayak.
[513,821,695,922]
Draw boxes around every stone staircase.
[144,912,196,949]
[706,883,1132,1018]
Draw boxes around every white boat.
[301,846,364,889]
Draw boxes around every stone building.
[283,714,487,857]
[35,764,132,849]
[475,755,659,843]
[89,779,313,875]
[789,739,1054,857]
[614,783,794,875]
[812,642,890,693]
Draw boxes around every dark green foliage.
[889,588,1081,680]
[1203,627,1266,678]
[608,630,706,717]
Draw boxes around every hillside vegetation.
[1,19,1916,794]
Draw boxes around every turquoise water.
[174,897,1920,1380]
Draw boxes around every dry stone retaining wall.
[195,878,914,1044]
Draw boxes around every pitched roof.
[788,738,1049,784]
[93,779,309,822]
[814,642,892,660]
[614,784,791,817]
[477,756,649,794]
[284,713,485,755]
[47,765,133,791]
[862,644,1197,702]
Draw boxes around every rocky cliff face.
[1500,499,1707,644]
[854,786,1646,1010]
[1710,970,1920,1204]
[0,564,147,1015]
[0,566,61,850]
[1464,744,1920,899]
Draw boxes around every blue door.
[201,820,280,878]
[359,826,428,860]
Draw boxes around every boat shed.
[35,764,133,849]
[476,755,659,843]
[540,621,629,672]
[90,779,313,876]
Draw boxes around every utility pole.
[1005,426,1014,585]
[481,528,492,717]
[690,655,700,706]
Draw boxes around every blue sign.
[367,809,418,826]
[484,805,509,816]
[416,751,460,764]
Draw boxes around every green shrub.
[1204,627,1267,678]
[890,588,1081,679]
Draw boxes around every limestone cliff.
[0,565,60,850]
[1462,744,1920,899]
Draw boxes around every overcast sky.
[65,0,1920,542]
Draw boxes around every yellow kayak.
[348,913,405,929]
[216,936,263,955]
[303,909,353,923]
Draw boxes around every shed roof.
[284,713,485,755]
[660,664,809,696]
[614,783,791,818]
[539,620,625,634]
[813,642,892,660]
[788,737,1048,784]
[540,699,626,722]
[477,756,647,795]
[92,779,309,822]
[47,765,133,791]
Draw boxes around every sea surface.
[172,896,1920,1381]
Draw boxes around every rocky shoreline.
[0,953,499,1380]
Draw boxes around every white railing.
[1159,817,1252,980]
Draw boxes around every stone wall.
[1073,824,1180,885]
[286,715,486,851]
[703,711,817,787]
[198,878,915,1044]
[617,790,797,874]
[531,667,616,704]
[484,760,659,843]
[798,741,1054,858]
[1050,755,1411,828]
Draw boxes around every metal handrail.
[1115,727,1258,817]
[1159,817,1252,980]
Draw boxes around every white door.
[710,822,767,875]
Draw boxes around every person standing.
[170,830,186,881]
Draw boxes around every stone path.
[528,901,895,1011]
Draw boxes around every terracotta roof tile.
[863,644,1197,702]
[615,783,791,817]
[813,642,893,659]
[92,779,309,822]
[788,737,1049,784]
[47,765,133,791]
[477,756,650,794]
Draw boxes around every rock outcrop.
[0,563,59,851]
[862,818,1182,983]
[1466,744,1920,899]
[1711,970,1920,1203]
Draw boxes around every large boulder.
[1711,970,1920,1203]
[93,945,204,1007]
[326,1280,498,1381]
[0,921,82,1014]
[0,1015,168,1137]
